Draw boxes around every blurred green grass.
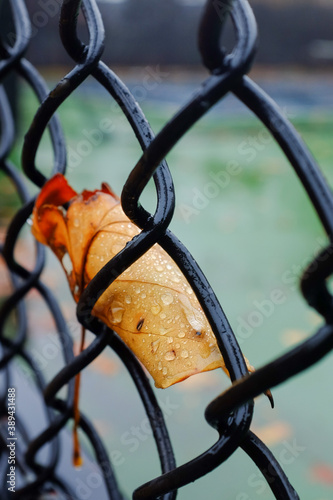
[6,84,333,324]
[2,81,333,499]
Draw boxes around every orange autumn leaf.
[32,173,254,389]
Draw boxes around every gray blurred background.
[20,0,333,68]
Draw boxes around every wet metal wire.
[0,0,332,498]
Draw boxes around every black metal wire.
[0,0,332,498]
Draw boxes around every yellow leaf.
[32,174,253,388]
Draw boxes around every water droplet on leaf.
[151,340,160,353]
[109,301,124,324]
[165,351,176,361]
[151,304,161,315]
[161,293,173,306]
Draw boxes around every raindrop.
[151,304,161,315]
[177,331,185,338]
[199,343,211,359]
[73,218,80,228]
[125,295,131,304]
[161,293,173,306]
[141,293,147,299]
[158,361,163,371]
[160,313,166,320]
[181,350,189,359]
[162,367,168,375]
[109,301,124,324]
[151,340,160,353]
[179,296,204,332]
[164,350,176,361]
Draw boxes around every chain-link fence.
[1,0,333,498]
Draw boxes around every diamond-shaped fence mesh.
[1,0,333,499]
